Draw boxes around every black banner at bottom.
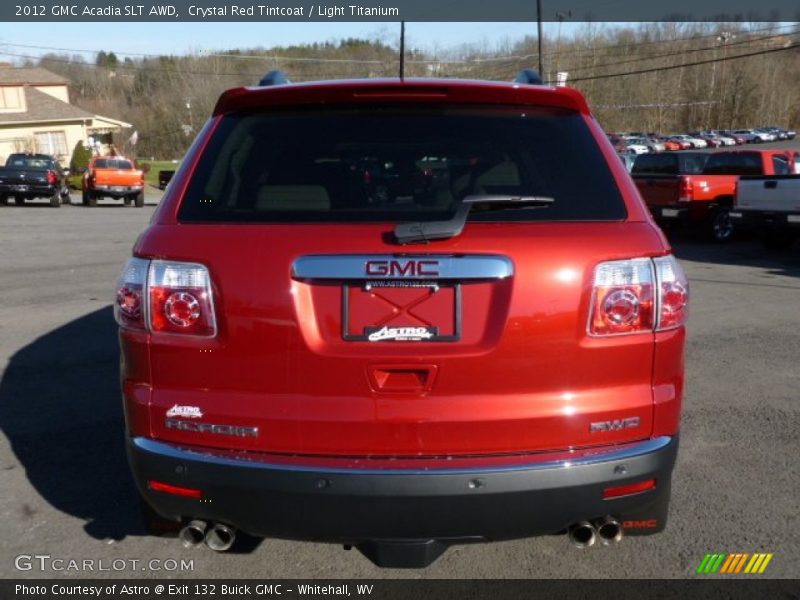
[3,580,799,600]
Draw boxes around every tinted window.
[94,159,133,169]
[179,106,626,223]
[632,154,677,174]
[6,156,52,169]
[703,153,762,175]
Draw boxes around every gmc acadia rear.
[115,71,689,568]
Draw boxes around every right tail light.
[114,258,216,337]
[589,255,688,336]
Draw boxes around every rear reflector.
[148,480,203,499]
[603,478,656,499]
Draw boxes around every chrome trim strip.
[291,255,514,281]
[132,436,673,476]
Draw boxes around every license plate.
[662,208,680,217]
[111,186,126,192]
[788,215,800,223]
[342,281,461,342]
[729,212,742,218]
[12,184,29,192]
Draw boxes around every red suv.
[115,71,688,568]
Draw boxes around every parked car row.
[610,127,797,156]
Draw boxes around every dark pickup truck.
[0,153,70,207]
[633,150,798,242]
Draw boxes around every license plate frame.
[341,281,462,342]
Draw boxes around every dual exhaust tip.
[180,520,236,552]
[180,517,619,552]
[568,516,623,548]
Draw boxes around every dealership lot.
[0,192,797,579]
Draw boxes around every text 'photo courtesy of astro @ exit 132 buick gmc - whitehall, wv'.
[114,69,689,569]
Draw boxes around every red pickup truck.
[632,150,798,242]
[115,71,687,568]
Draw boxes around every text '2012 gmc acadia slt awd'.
[115,70,688,568]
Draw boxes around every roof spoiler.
[258,70,291,86]
[513,69,543,85]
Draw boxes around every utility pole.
[536,0,544,77]
[399,21,405,80]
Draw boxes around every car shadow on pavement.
[0,306,144,541]
[0,306,264,552]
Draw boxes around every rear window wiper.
[394,195,555,244]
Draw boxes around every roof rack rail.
[258,70,291,86]
[513,69,543,85]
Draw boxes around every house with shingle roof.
[0,66,131,165]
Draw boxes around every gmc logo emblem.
[365,259,440,277]
[623,519,658,529]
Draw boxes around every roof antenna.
[399,21,405,80]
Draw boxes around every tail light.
[114,258,149,330]
[46,170,58,185]
[114,258,216,337]
[589,255,688,336]
[589,258,654,336]
[653,255,689,330]
[678,176,693,203]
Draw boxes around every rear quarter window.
[178,105,626,223]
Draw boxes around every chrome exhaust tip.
[205,523,236,552]
[568,521,597,548]
[595,516,623,545]
[179,520,207,548]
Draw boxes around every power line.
[567,42,799,83]
[1,22,796,67]
[560,28,800,74]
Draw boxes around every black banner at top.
[3,0,800,22]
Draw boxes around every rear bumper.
[129,434,678,543]
[92,184,143,195]
[0,184,57,197]
[730,209,800,231]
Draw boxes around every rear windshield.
[178,106,626,223]
[702,153,762,175]
[6,155,53,169]
[94,159,133,169]
[632,152,708,175]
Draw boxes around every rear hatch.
[141,102,666,457]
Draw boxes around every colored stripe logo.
[696,553,773,574]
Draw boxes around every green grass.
[137,160,181,187]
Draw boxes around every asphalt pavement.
[0,188,797,579]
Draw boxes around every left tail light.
[114,257,149,330]
[114,258,217,337]
[47,170,58,185]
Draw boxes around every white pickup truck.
[731,174,800,249]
